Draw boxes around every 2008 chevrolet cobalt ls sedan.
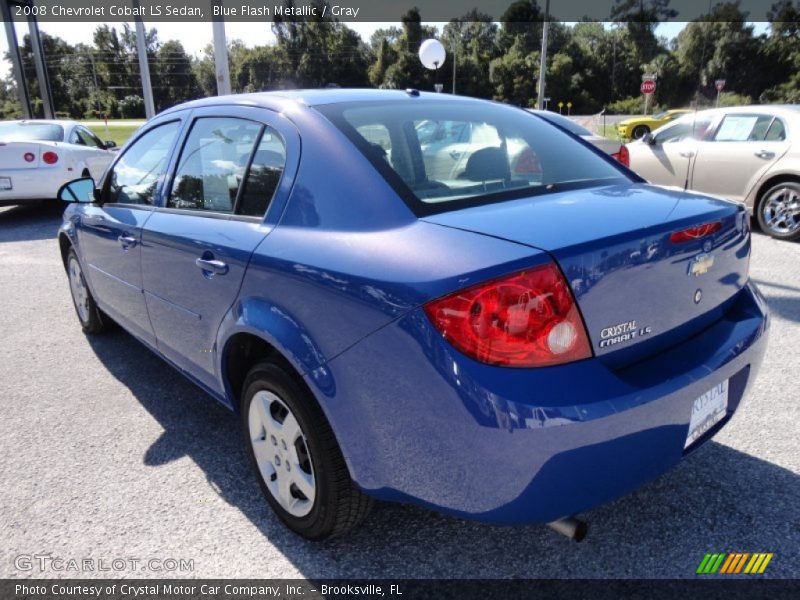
[57,89,768,541]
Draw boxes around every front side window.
[318,100,627,214]
[654,115,714,144]
[77,127,104,148]
[106,121,180,205]
[168,118,262,213]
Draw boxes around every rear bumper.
[0,168,67,201]
[312,280,769,524]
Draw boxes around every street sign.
[715,79,726,92]
[641,80,656,94]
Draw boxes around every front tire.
[241,361,372,540]
[756,181,800,241]
[66,248,105,334]
[632,125,650,139]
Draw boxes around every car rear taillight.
[669,221,722,243]
[423,263,592,367]
[611,145,629,167]
[24,152,35,162]
[42,151,59,164]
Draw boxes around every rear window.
[317,100,627,214]
[0,122,64,142]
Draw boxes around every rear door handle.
[679,151,695,158]
[754,150,775,159]
[195,258,229,276]
[117,234,137,249]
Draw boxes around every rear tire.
[756,180,800,241]
[632,125,650,139]
[241,360,372,540]
[66,248,105,334]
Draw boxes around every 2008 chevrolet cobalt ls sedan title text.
[57,90,768,541]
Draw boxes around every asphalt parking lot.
[1,201,798,579]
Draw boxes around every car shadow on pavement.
[752,279,800,324]
[0,202,64,243]
[86,328,800,579]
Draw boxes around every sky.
[0,20,770,79]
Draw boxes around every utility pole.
[132,0,155,119]
[536,0,550,110]
[212,0,231,96]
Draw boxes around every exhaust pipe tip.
[547,516,588,542]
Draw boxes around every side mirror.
[642,132,656,145]
[58,177,96,204]
[104,140,117,150]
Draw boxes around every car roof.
[160,88,490,117]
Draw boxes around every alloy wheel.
[761,185,800,236]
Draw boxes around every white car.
[528,110,622,155]
[622,105,800,240]
[0,120,117,206]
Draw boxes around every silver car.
[625,105,800,240]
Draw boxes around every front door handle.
[117,234,137,249]
[679,151,695,158]
[195,258,229,276]
[754,150,775,159]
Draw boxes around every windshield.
[0,122,64,142]
[653,111,668,120]
[531,111,592,136]
[318,100,627,214]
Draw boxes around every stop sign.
[641,80,656,94]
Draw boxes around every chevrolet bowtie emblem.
[688,253,714,276]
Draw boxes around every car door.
[75,126,115,178]
[630,114,715,188]
[141,107,296,394]
[76,119,183,346]
[690,113,791,203]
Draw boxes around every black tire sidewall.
[632,125,650,139]
[241,362,340,540]
[757,182,800,241]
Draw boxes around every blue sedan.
[57,90,768,541]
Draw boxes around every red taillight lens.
[423,263,592,367]
[611,145,629,167]
[42,151,59,164]
[23,152,35,162]
[669,221,722,243]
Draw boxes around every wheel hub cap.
[68,257,90,323]
[248,390,316,517]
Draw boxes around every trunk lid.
[422,183,750,366]
[0,141,51,169]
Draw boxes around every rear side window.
[317,100,627,215]
[713,114,775,142]
[237,127,286,217]
[169,118,261,213]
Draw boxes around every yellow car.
[617,109,693,140]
